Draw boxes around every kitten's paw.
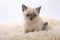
[31,29,35,32]
[25,30,29,33]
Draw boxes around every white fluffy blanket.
[0,17,60,40]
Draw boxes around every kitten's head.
[22,4,41,22]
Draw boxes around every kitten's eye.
[34,15,36,17]
[26,14,29,16]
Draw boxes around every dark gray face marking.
[26,12,37,20]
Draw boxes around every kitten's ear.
[22,4,28,12]
[36,6,41,13]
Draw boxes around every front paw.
[31,29,35,32]
[25,29,35,33]
[25,30,29,33]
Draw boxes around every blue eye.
[34,15,36,17]
[26,14,29,16]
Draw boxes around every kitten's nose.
[30,17,33,20]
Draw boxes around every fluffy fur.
[0,17,60,40]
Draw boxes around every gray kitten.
[22,4,48,33]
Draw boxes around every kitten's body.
[24,18,44,32]
[22,4,48,33]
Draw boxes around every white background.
[0,0,60,24]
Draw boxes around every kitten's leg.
[42,22,48,30]
[25,29,35,33]
[31,29,35,32]
[25,30,29,33]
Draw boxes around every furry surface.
[0,17,60,40]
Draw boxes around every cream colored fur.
[0,17,60,40]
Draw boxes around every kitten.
[22,4,48,33]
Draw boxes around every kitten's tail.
[42,22,48,30]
